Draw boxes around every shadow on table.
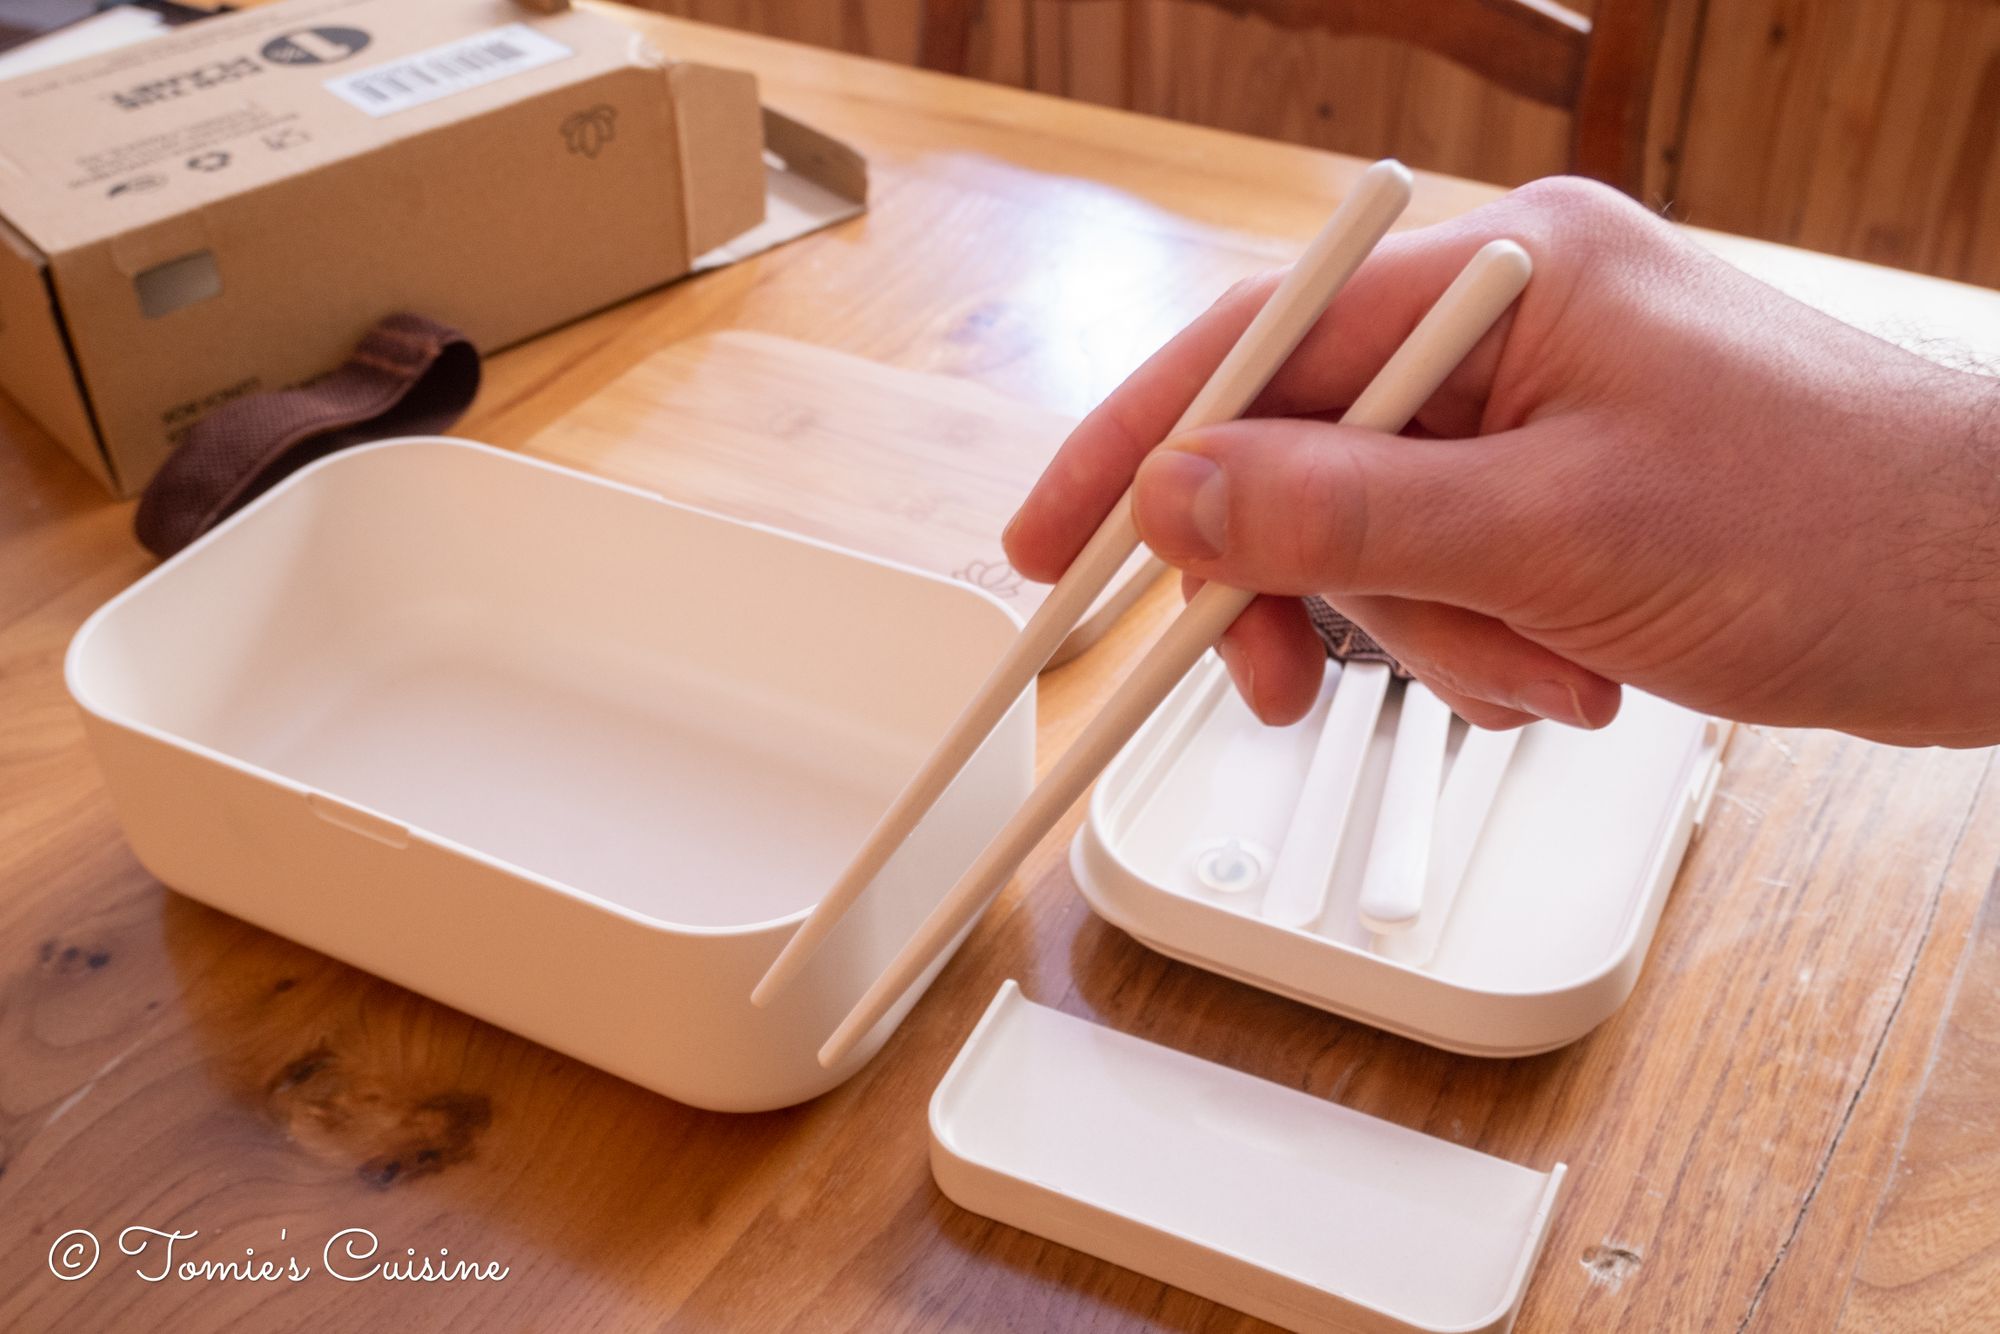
[1062,908,1574,1164]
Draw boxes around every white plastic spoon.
[1354,680,1453,934]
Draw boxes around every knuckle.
[1510,174,1628,222]
[1399,656,1522,728]
[1392,642,1471,700]
[1365,620,1502,716]
[1504,175,1660,254]
[1438,691,1529,731]
[1290,443,1374,591]
[1092,400,1155,474]
[1217,268,1285,314]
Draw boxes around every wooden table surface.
[6,7,2000,1331]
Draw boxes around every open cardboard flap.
[694,108,867,272]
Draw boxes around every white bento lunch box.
[66,438,1033,1111]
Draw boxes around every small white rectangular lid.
[929,982,1565,1334]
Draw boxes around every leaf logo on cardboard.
[560,105,618,160]
[260,28,373,66]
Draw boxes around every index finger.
[1002,277,1272,582]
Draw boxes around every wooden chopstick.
[750,160,1416,1007]
[817,239,1535,1067]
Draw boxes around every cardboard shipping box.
[0,0,866,495]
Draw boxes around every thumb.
[1130,417,1562,611]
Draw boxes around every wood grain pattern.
[957,0,1678,197]
[1797,768,2000,1331]
[1568,0,1672,192]
[995,0,1602,109]
[1715,749,2000,1332]
[640,0,1704,203]
[641,0,1607,192]
[523,331,1158,664]
[2,7,1999,1331]
[1673,0,2000,291]
[640,0,2000,286]
[1835,835,2000,1329]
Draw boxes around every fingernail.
[1000,510,1022,549]
[1137,449,1227,561]
[1517,680,1586,726]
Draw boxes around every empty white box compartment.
[931,982,1566,1333]
[67,439,1034,1111]
[1072,657,1727,1055]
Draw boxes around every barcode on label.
[325,23,572,117]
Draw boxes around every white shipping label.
[324,23,573,117]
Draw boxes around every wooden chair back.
[919,0,1675,196]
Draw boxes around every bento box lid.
[1068,656,1730,1056]
[929,982,1566,1333]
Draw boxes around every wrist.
[1871,363,2000,745]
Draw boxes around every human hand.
[1003,177,2000,747]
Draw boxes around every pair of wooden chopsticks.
[756,159,1535,1067]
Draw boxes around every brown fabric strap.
[1304,596,1409,677]
[135,313,479,558]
